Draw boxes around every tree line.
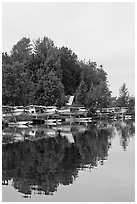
[2,37,135,113]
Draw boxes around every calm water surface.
[2,119,135,202]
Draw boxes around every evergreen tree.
[117,83,129,107]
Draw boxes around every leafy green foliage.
[75,80,88,106]
[2,52,12,65]
[59,47,81,95]
[75,62,111,111]
[2,36,115,108]
[34,70,65,106]
[2,62,35,106]
[10,37,32,63]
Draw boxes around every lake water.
[2,119,135,202]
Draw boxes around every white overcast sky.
[2,1,135,97]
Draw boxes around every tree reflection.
[2,120,135,197]
[73,122,113,168]
[114,120,135,151]
[2,135,79,197]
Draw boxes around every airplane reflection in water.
[2,120,135,198]
[2,123,88,145]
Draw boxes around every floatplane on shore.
[2,96,90,127]
[2,95,134,128]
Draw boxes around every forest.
[2,37,135,113]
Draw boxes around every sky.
[2,1,135,97]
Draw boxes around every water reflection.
[114,120,135,151]
[2,120,135,198]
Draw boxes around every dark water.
[2,119,135,202]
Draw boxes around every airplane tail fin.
[66,96,74,106]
